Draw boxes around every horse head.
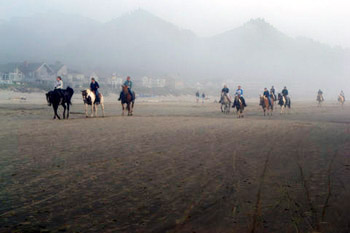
[259,95,265,106]
[122,85,129,94]
[81,89,93,104]
[46,91,52,105]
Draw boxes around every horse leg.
[127,103,131,116]
[85,104,88,118]
[121,103,125,116]
[101,103,105,117]
[95,104,98,117]
[53,104,60,120]
[52,105,56,119]
[62,103,66,119]
[91,104,94,117]
[131,101,135,115]
[66,103,70,119]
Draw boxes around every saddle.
[94,93,102,104]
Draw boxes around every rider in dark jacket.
[220,85,229,103]
[263,88,271,105]
[90,78,100,103]
[270,85,276,100]
[282,86,288,97]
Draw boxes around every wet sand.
[0,100,349,233]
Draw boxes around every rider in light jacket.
[119,76,135,101]
[235,85,247,106]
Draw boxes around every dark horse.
[278,93,291,114]
[120,85,135,116]
[46,87,74,119]
[232,95,245,118]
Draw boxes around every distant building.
[105,73,123,89]
[0,63,24,84]
[67,69,86,87]
[0,62,55,84]
[49,62,68,78]
[0,61,87,87]
[142,76,166,88]
[19,62,55,84]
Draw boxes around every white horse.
[220,93,231,114]
[81,89,105,117]
[278,93,291,114]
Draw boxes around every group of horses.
[220,95,245,118]
[317,93,345,108]
[46,85,135,119]
[259,93,291,116]
[220,92,291,117]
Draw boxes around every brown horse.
[260,95,274,116]
[120,85,135,116]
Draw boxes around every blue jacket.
[90,82,99,92]
[282,89,288,96]
[263,90,270,97]
[222,87,229,93]
[124,80,133,89]
[236,89,243,96]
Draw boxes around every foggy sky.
[1,0,349,48]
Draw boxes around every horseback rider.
[270,85,276,100]
[235,85,247,107]
[282,86,289,102]
[318,89,324,101]
[340,90,345,101]
[90,77,100,103]
[263,88,272,106]
[220,85,230,103]
[54,76,64,103]
[119,76,135,101]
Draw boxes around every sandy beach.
[0,95,349,232]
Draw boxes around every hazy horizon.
[1,0,350,48]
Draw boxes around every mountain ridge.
[0,9,348,86]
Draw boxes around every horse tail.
[66,86,74,105]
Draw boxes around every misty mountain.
[0,9,348,86]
